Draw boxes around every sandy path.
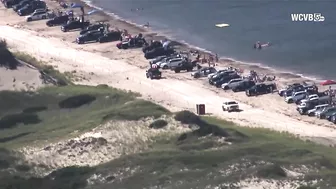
[1,25,336,145]
[0,61,44,91]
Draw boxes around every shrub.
[149,119,168,129]
[174,111,202,124]
[0,39,19,69]
[297,186,317,189]
[0,132,31,143]
[15,164,31,172]
[256,164,287,179]
[103,100,169,121]
[0,113,41,129]
[0,160,10,169]
[0,38,7,49]
[177,133,188,141]
[22,106,48,113]
[58,94,96,109]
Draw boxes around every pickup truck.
[316,107,336,119]
[296,101,318,115]
[307,104,329,117]
[222,101,239,112]
[297,94,319,104]
[285,91,307,104]
[245,83,276,97]
[278,83,302,96]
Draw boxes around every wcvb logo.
[291,13,325,22]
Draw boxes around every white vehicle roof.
[308,94,318,98]
[223,101,238,105]
[168,58,183,62]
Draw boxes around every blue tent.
[70,3,83,8]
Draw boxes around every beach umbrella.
[87,9,98,15]
[321,80,336,86]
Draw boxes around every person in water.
[254,41,261,49]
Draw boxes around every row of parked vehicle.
[145,52,197,79]
[190,66,277,96]
[278,82,336,124]
[143,40,202,79]
[2,0,47,16]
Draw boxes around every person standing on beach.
[215,54,219,62]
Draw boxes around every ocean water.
[88,0,336,79]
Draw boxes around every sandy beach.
[1,0,336,148]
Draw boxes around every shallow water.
[89,0,336,79]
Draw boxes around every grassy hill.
[1,40,336,189]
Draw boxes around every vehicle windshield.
[226,101,237,105]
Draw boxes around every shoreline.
[79,0,324,83]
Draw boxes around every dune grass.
[0,85,169,148]
[1,90,336,188]
[79,114,336,189]
[13,51,72,85]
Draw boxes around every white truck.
[222,101,239,112]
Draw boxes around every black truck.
[231,80,256,92]
[76,30,104,44]
[246,83,276,97]
[171,61,194,73]
[98,31,122,43]
[4,0,23,8]
[213,74,241,88]
[17,0,46,16]
[61,20,90,32]
[116,37,147,49]
[76,30,122,44]
[144,47,175,59]
[46,15,69,27]
[80,23,105,35]
[208,70,236,85]
[142,41,163,53]
[12,0,32,11]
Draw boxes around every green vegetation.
[0,85,168,148]
[149,119,168,129]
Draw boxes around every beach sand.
[1,0,336,149]
[0,60,44,91]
